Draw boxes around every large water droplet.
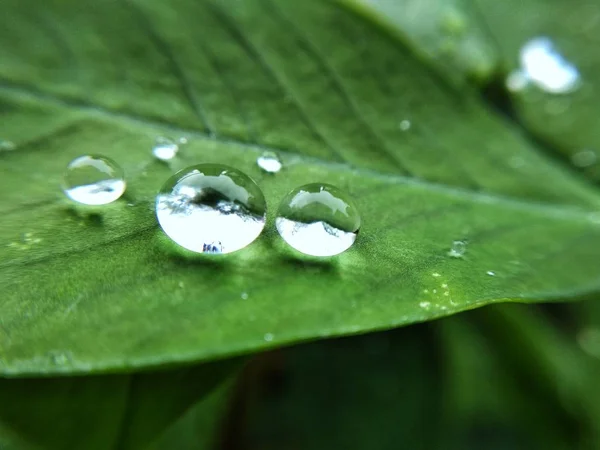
[276,183,360,257]
[62,155,126,205]
[508,37,580,94]
[156,164,267,254]
[256,151,282,173]
[448,240,466,258]
[153,136,179,161]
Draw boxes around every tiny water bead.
[62,155,126,205]
[276,183,360,257]
[256,151,282,173]
[448,240,467,258]
[156,164,267,254]
[152,136,179,161]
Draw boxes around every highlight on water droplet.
[256,151,282,174]
[152,136,179,162]
[507,37,580,94]
[264,333,274,342]
[156,164,267,254]
[276,183,360,257]
[62,155,126,205]
[571,149,597,168]
[241,292,249,300]
[448,240,467,258]
[486,271,496,276]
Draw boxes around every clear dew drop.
[264,333,274,342]
[256,151,282,174]
[508,37,580,94]
[241,292,249,300]
[156,164,267,254]
[48,351,72,366]
[571,149,597,168]
[152,136,179,161]
[276,183,360,257]
[486,271,496,276]
[448,240,467,258]
[62,155,126,205]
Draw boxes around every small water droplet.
[399,120,411,131]
[276,183,360,257]
[571,149,597,168]
[419,301,431,308]
[256,151,282,173]
[577,328,600,359]
[153,136,179,161]
[49,351,72,366]
[432,273,441,278]
[486,271,496,276]
[156,164,267,254]
[241,292,249,300]
[62,155,126,205]
[0,140,16,152]
[178,136,189,145]
[510,37,580,94]
[448,240,467,258]
[506,70,530,92]
[264,333,274,342]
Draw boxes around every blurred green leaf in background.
[1,0,600,448]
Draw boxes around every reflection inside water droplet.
[62,155,126,205]
[156,164,267,254]
[276,183,360,257]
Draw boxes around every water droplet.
[510,37,580,94]
[153,136,179,161]
[419,301,431,308]
[506,70,530,92]
[571,149,597,168]
[256,151,282,174]
[448,240,467,258]
[156,164,267,254]
[0,140,16,152]
[276,183,360,257]
[264,333,274,342]
[241,292,249,300]
[432,273,441,278]
[399,120,411,131]
[178,136,189,145]
[486,271,496,276]
[62,155,126,205]
[577,328,600,359]
[48,351,72,366]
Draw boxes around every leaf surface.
[1,0,600,375]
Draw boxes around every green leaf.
[2,0,600,376]
[0,360,237,450]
